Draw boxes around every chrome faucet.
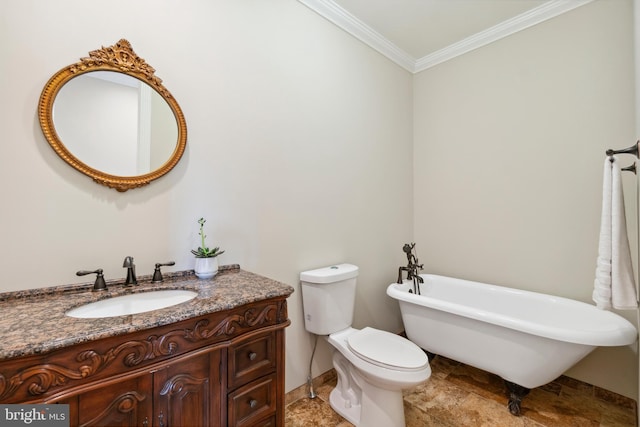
[123,256,137,286]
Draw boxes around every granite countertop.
[0,265,294,361]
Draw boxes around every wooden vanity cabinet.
[0,297,290,427]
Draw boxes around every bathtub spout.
[505,380,530,416]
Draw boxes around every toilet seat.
[347,327,428,371]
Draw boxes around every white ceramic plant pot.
[194,257,218,279]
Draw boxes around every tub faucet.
[398,243,423,294]
[123,256,137,286]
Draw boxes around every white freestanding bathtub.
[386,274,638,415]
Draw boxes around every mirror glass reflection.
[53,71,178,177]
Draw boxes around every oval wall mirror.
[38,39,187,192]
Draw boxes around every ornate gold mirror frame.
[38,39,187,192]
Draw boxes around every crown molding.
[415,0,595,72]
[298,0,595,74]
[298,0,416,72]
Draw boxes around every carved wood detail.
[0,302,281,401]
[79,391,146,427]
[159,373,209,398]
[277,300,288,324]
[186,304,277,339]
[0,363,87,400]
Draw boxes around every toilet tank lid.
[300,263,359,284]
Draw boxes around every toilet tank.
[300,263,359,335]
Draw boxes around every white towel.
[593,156,638,310]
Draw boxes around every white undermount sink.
[66,290,198,319]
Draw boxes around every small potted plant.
[191,217,224,279]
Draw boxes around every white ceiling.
[298,0,595,73]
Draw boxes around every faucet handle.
[77,269,107,291]
[152,261,176,283]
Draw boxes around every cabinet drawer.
[227,374,276,427]
[228,331,276,389]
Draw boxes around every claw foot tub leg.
[504,380,530,416]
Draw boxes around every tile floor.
[285,355,637,427]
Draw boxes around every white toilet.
[300,264,431,427]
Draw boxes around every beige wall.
[0,0,413,393]
[413,0,638,398]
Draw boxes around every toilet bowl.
[300,264,431,427]
[327,327,431,427]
